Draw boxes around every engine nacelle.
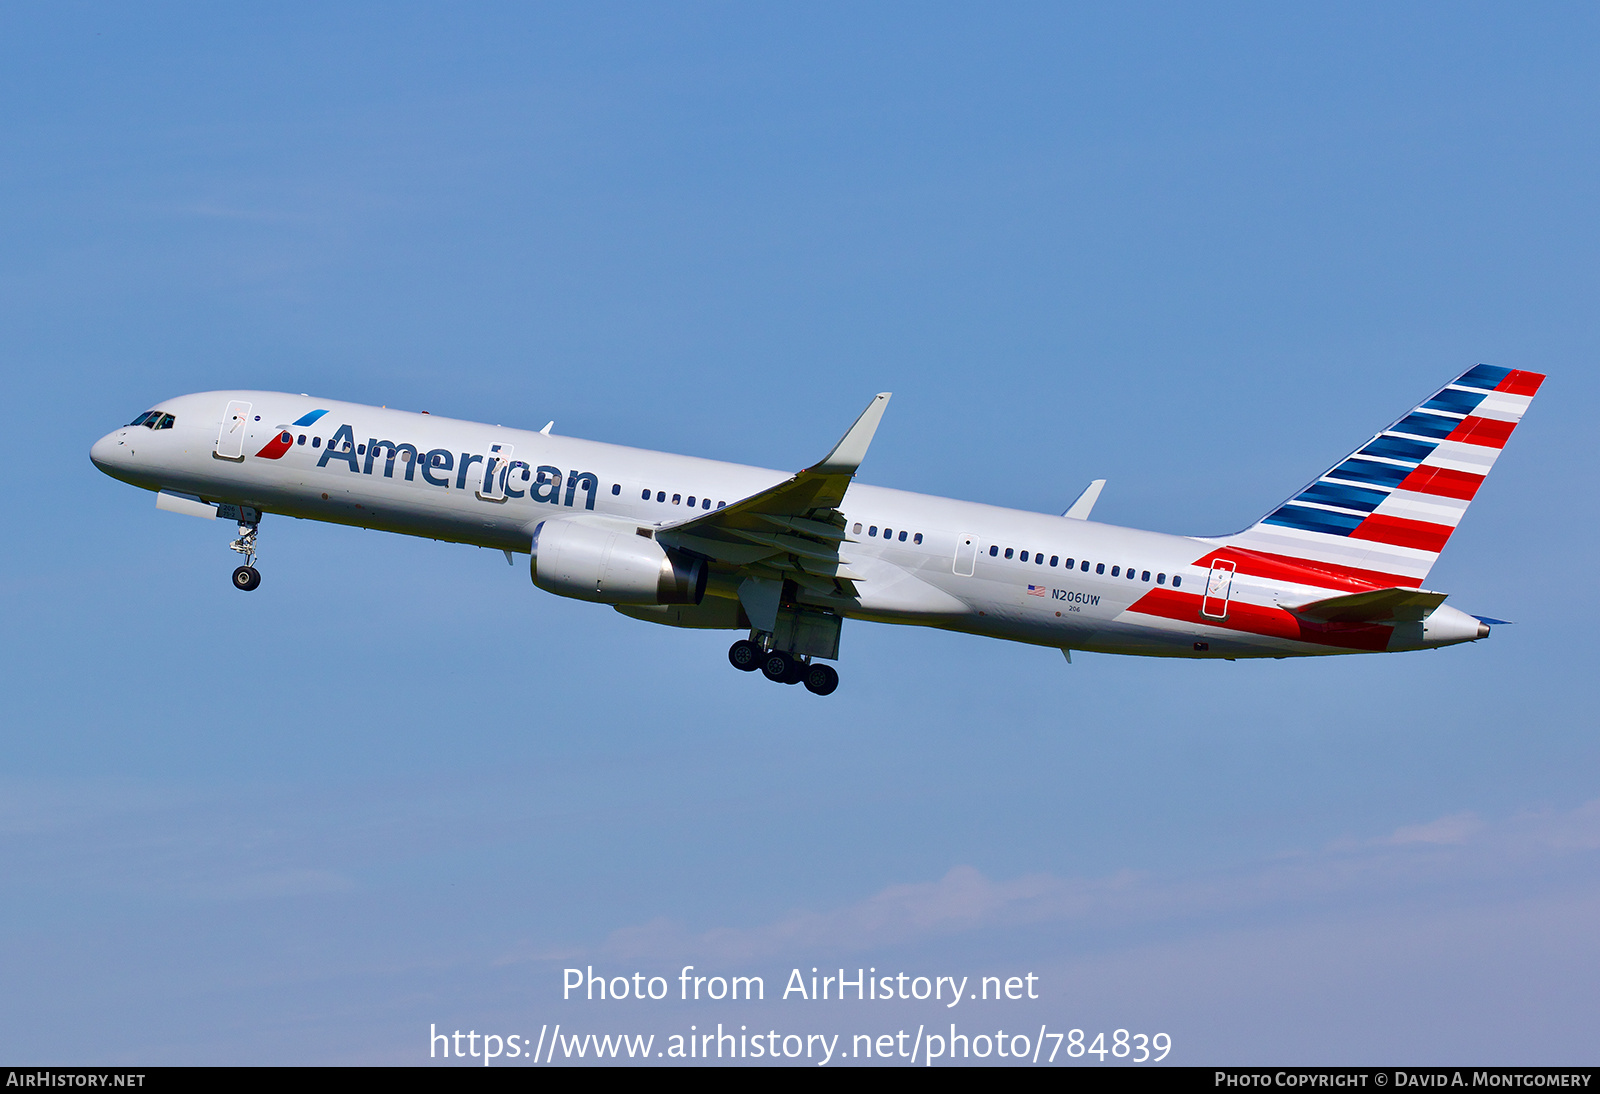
[531,516,707,606]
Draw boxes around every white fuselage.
[90,391,1488,661]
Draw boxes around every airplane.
[90,364,1543,696]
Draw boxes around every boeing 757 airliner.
[91,364,1542,695]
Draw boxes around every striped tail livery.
[1226,364,1544,589]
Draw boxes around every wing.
[654,393,890,603]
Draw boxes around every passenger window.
[1157,573,1166,584]
[1050,555,1059,567]
[869,526,878,536]
[898,530,907,542]
[612,483,621,495]
[853,523,862,534]
[687,496,696,507]
[989,545,998,557]
[672,494,681,504]
[312,437,321,448]
[1020,551,1029,562]
[279,431,293,443]
[1064,558,1074,568]
[642,489,650,500]
[1080,560,1089,572]
[1096,563,1105,575]
[702,498,711,509]
[1173,575,1182,588]
[1142,570,1150,581]
[913,533,922,544]
[657,491,666,502]
[297,435,306,445]
[1127,568,1135,579]
[884,528,892,539]
[1111,566,1120,577]
[717,501,725,508]
[1004,548,1014,560]
[357,444,366,455]
[1036,554,1044,564]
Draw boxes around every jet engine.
[530,516,707,606]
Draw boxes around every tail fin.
[1225,364,1545,588]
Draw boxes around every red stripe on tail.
[1397,465,1484,501]
[1446,416,1514,449]
[1349,514,1453,553]
[1497,370,1545,396]
[1195,546,1420,591]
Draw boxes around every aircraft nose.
[90,430,127,472]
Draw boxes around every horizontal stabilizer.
[1289,587,1448,624]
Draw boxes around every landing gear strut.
[726,638,839,695]
[229,516,261,592]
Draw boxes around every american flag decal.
[1027,584,1047,596]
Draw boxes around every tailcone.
[1388,604,1489,651]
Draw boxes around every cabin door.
[1201,560,1236,619]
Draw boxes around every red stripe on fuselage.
[253,433,294,460]
[1496,370,1545,396]
[1127,589,1392,651]
[1446,416,1514,449]
[1193,546,1418,592]
[1349,513,1453,553]
[1397,465,1483,501]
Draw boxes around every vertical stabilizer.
[1225,364,1544,587]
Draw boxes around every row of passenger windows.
[128,412,175,430]
[987,544,1182,586]
[637,487,726,510]
[851,523,923,544]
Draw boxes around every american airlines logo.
[292,421,599,509]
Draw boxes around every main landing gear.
[229,515,262,592]
[728,639,839,696]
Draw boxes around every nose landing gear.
[229,515,262,591]
[726,638,839,695]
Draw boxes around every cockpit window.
[128,411,175,429]
[155,413,175,429]
[128,411,155,426]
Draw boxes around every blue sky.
[1,3,1596,1065]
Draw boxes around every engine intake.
[530,516,706,605]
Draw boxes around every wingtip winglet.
[811,392,892,475]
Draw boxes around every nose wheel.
[228,515,262,591]
[727,639,839,695]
